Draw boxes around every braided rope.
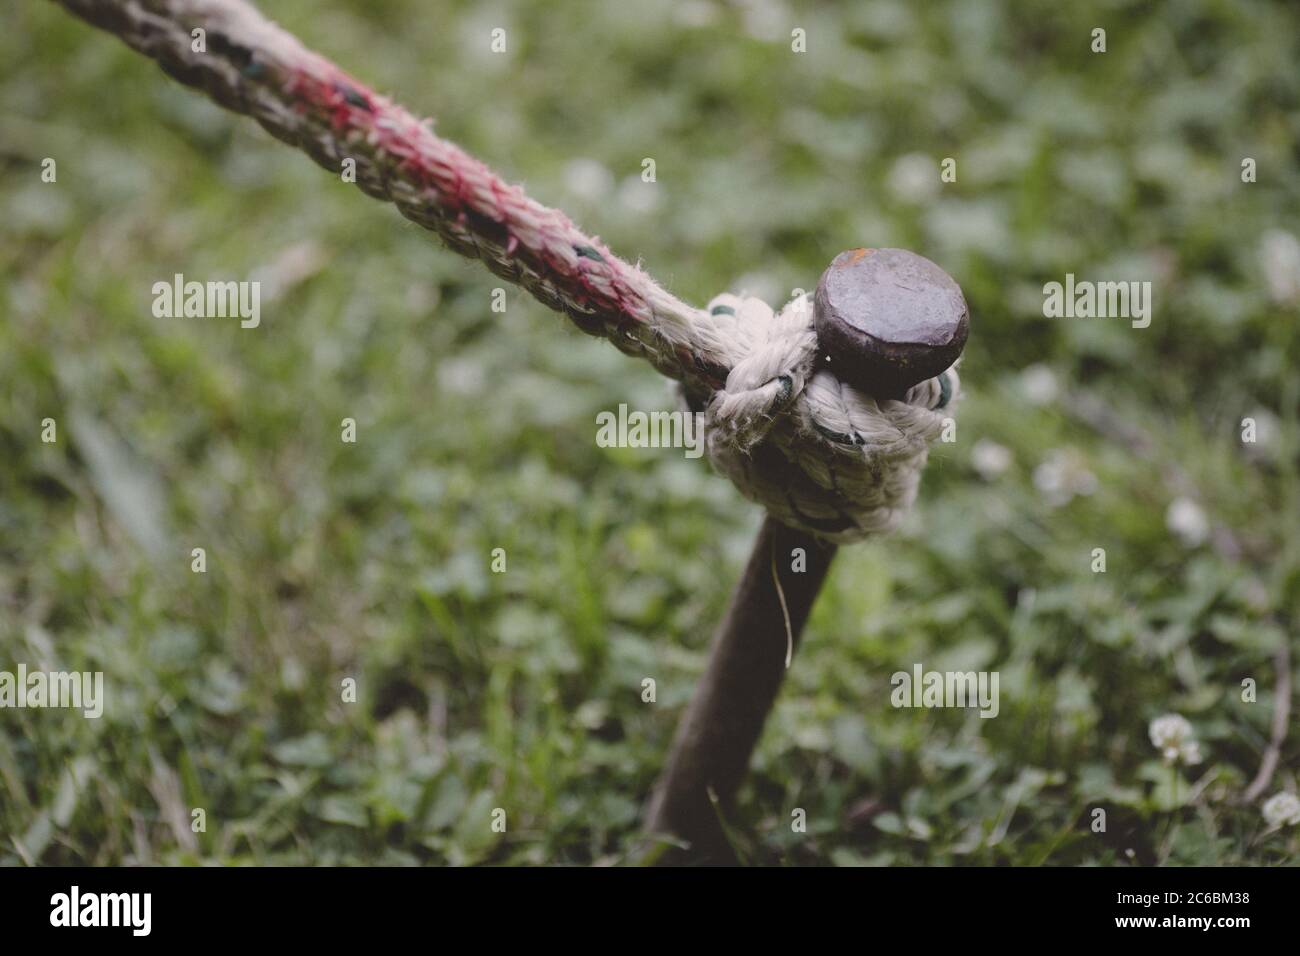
[54,0,960,543]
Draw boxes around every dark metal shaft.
[644,517,836,862]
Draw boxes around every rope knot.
[702,292,818,451]
[697,291,960,544]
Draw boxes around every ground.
[1,0,1297,864]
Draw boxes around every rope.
[53,0,960,543]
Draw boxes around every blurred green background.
[2,0,1298,865]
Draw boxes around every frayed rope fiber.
[54,0,959,543]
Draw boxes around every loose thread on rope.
[770,539,794,669]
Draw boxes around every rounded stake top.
[813,248,969,398]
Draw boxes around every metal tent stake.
[644,248,971,863]
[644,517,835,860]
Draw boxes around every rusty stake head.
[813,248,969,399]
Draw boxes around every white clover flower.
[1019,365,1059,406]
[1242,407,1280,462]
[971,439,1012,481]
[1166,497,1210,548]
[563,158,614,201]
[1262,792,1300,828]
[1033,449,1098,507]
[887,153,940,204]
[1260,229,1300,305]
[1148,713,1202,766]
[617,175,660,215]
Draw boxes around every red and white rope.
[55,0,729,396]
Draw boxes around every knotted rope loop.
[702,293,818,451]
[700,293,959,544]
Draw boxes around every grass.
[1,0,1298,865]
